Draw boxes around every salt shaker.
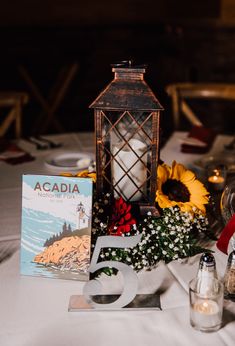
[224,236,235,301]
[196,252,218,295]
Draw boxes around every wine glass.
[220,179,235,225]
[220,179,235,301]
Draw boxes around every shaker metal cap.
[199,252,216,269]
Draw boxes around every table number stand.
[68,235,161,311]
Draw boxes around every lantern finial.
[110,60,148,69]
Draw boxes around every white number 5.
[83,234,141,309]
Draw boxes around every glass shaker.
[196,252,218,295]
[224,236,235,301]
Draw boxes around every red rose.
[109,197,136,236]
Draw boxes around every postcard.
[20,174,93,281]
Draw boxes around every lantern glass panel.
[99,110,155,203]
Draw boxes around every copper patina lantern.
[90,62,163,212]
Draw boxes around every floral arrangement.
[62,161,211,276]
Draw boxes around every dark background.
[1,0,235,139]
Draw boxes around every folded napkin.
[0,138,35,165]
[181,126,216,154]
[216,214,235,255]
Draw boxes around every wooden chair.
[165,83,235,131]
[0,92,28,138]
[18,62,78,134]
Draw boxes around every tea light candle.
[190,299,221,330]
[208,169,226,191]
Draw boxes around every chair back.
[165,83,235,133]
[0,92,28,138]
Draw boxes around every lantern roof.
[89,65,164,111]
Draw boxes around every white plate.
[44,151,94,171]
[194,153,235,172]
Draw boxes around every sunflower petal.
[171,161,187,180]
[180,170,196,184]
[157,164,170,182]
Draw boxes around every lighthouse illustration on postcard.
[20,174,93,281]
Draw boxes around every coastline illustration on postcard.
[20,174,93,281]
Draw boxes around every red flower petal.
[124,214,130,221]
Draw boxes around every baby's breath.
[91,195,210,276]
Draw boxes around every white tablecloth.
[0,131,234,346]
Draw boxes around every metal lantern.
[90,62,163,212]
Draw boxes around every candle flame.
[193,300,219,315]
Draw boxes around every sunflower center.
[162,179,190,202]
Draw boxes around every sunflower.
[75,170,96,182]
[156,161,209,214]
[60,170,96,183]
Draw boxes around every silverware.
[0,235,20,263]
[224,137,235,150]
[36,136,62,149]
[26,137,49,150]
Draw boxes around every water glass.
[189,277,224,332]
